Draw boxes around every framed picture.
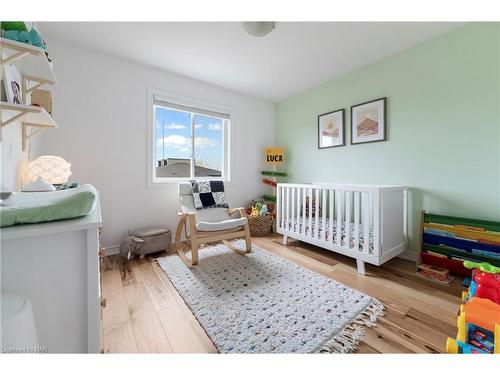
[350,97,387,145]
[318,108,345,149]
[3,64,23,104]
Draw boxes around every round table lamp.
[28,155,72,184]
[23,155,72,192]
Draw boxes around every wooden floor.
[101,234,462,353]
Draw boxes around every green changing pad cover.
[0,185,97,227]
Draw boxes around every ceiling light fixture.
[243,22,276,37]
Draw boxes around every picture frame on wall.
[350,97,387,145]
[3,64,23,105]
[318,108,345,149]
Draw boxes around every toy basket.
[247,214,273,237]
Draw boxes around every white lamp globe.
[28,155,72,185]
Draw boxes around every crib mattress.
[283,217,374,253]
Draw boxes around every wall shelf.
[0,37,58,87]
[0,101,58,150]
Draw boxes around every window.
[149,91,231,184]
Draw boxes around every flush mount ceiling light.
[243,22,276,37]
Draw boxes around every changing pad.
[0,184,97,227]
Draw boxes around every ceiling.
[38,22,464,102]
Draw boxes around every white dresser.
[1,188,103,353]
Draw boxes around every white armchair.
[174,182,252,266]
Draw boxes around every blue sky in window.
[155,107,223,171]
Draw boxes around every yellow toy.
[251,207,260,217]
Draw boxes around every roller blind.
[153,95,230,119]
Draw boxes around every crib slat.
[296,187,301,234]
[302,188,307,235]
[336,190,342,246]
[280,186,285,229]
[321,188,327,241]
[354,192,360,251]
[314,188,320,239]
[281,187,285,230]
[276,186,281,229]
[285,187,290,231]
[328,190,334,243]
[373,191,380,255]
[291,187,295,233]
[345,191,351,249]
[370,192,373,227]
[308,188,313,237]
[363,192,370,254]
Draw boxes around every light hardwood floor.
[101,234,462,353]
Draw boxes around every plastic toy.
[2,28,46,50]
[462,277,471,287]
[446,297,500,354]
[0,21,28,32]
[3,30,21,42]
[463,261,500,304]
[260,204,268,217]
[28,28,42,47]
[446,260,500,354]
[250,207,260,217]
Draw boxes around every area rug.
[156,240,384,353]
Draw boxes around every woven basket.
[247,214,273,237]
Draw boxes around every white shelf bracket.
[23,75,55,96]
[1,50,30,66]
[22,122,54,151]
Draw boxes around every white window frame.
[147,88,233,187]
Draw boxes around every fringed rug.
[156,240,384,353]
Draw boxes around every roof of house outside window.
[155,158,221,178]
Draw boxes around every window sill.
[148,178,232,188]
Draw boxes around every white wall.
[1,81,42,192]
[1,121,25,192]
[39,39,275,250]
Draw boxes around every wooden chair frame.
[175,207,252,267]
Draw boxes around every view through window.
[154,100,228,180]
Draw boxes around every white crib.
[276,183,408,274]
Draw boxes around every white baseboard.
[105,239,417,265]
[397,250,417,262]
[104,245,120,257]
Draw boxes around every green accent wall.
[276,23,500,256]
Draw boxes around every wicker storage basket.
[247,214,273,237]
